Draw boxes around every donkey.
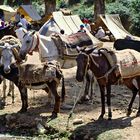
[0,42,65,118]
[0,63,65,118]
[114,39,140,52]
[76,47,140,120]
[19,31,96,103]
[0,42,20,107]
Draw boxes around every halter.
[28,33,40,55]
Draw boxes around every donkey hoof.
[18,109,27,113]
[108,117,112,121]
[50,112,57,119]
[98,115,104,120]
[136,111,140,117]
[126,110,132,116]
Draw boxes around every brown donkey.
[76,47,140,120]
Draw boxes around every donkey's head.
[19,31,36,60]
[0,43,19,74]
[76,50,89,82]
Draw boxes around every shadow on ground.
[70,116,136,140]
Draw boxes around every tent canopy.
[0,5,16,21]
[92,14,140,40]
[39,11,103,47]
[17,5,41,22]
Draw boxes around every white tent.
[17,5,41,22]
[0,5,16,21]
[39,11,103,47]
[95,14,140,40]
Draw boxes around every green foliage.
[129,0,140,35]
[130,0,140,12]
[71,3,94,21]
[56,0,68,9]
[32,0,45,16]
[106,2,130,18]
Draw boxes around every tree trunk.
[44,0,56,16]
[6,0,14,6]
[68,0,80,6]
[22,0,31,5]
[94,0,105,20]
[0,0,4,4]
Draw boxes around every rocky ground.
[0,42,140,140]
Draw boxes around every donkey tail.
[61,75,65,103]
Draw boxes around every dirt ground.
[0,42,140,140]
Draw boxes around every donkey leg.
[18,85,28,113]
[11,82,15,104]
[10,82,15,104]
[135,77,140,116]
[44,87,53,106]
[78,73,90,103]
[136,89,140,116]
[106,84,112,120]
[47,81,60,118]
[2,79,7,106]
[89,76,95,100]
[127,89,137,116]
[98,84,105,119]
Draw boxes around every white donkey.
[0,42,20,107]
[19,31,97,104]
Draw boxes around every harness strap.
[28,33,40,55]
[96,65,118,82]
[89,53,118,83]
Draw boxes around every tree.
[22,0,31,4]
[68,0,80,6]
[44,0,56,15]
[6,0,14,6]
[0,0,4,4]
[94,0,105,20]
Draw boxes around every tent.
[0,5,16,21]
[17,5,41,22]
[92,14,140,40]
[39,11,103,47]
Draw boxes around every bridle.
[23,32,40,55]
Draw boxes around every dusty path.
[0,43,140,140]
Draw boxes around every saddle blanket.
[115,49,140,78]
[18,62,61,84]
[51,32,93,59]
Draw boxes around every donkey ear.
[31,30,36,35]
[76,46,81,53]
[11,44,19,49]
[0,46,4,49]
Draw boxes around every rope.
[66,80,86,129]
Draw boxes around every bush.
[129,0,140,35]
[72,4,94,21]
[56,0,68,9]
[106,2,131,30]
[32,0,45,16]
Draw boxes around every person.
[15,12,21,25]
[0,9,4,21]
[0,20,5,30]
[95,26,105,39]
[83,18,91,32]
[20,15,29,29]
[15,22,27,43]
[78,24,86,33]
[125,35,133,40]
[60,29,65,35]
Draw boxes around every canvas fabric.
[51,32,93,59]
[18,62,61,84]
[102,48,140,78]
